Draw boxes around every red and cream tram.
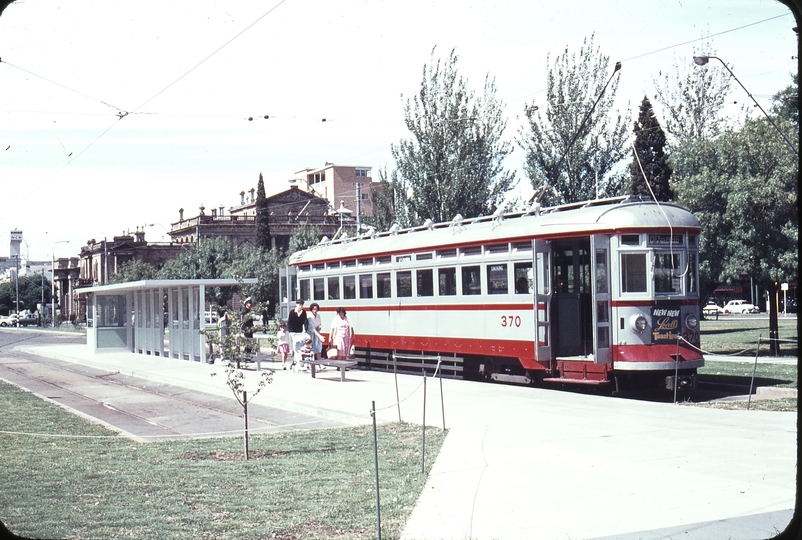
[281,196,703,391]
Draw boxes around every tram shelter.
[78,279,257,362]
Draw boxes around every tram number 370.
[501,315,522,328]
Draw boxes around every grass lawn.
[700,316,798,357]
[0,380,446,540]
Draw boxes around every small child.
[295,336,315,372]
[276,322,290,370]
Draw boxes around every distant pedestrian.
[241,298,255,339]
[287,299,308,359]
[329,307,354,361]
[276,321,290,370]
[307,302,325,359]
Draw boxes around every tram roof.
[289,196,701,265]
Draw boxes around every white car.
[702,302,726,316]
[723,300,759,315]
[0,314,18,327]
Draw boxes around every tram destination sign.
[648,234,683,246]
[651,301,682,344]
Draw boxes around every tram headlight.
[630,314,648,333]
[685,314,699,331]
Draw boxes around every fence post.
[393,351,401,423]
[748,336,761,410]
[421,375,427,474]
[371,401,382,540]
[438,356,446,430]
[243,390,249,460]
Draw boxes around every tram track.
[0,335,336,440]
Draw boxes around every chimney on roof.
[135,230,145,243]
[179,208,184,221]
[240,191,245,205]
[249,188,255,202]
[219,205,225,216]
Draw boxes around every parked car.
[15,314,40,326]
[723,300,759,315]
[702,302,726,316]
[0,314,18,327]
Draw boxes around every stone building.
[168,185,341,251]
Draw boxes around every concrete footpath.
[10,341,799,540]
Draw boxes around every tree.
[672,115,798,307]
[629,96,672,201]
[363,167,409,230]
[224,245,283,319]
[109,260,158,284]
[771,73,798,126]
[518,34,630,205]
[0,274,51,314]
[157,237,238,304]
[652,40,744,143]
[254,173,272,250]
[389,48,516,224]
[288,225,323,254]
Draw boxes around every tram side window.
[359,274,373,299]
[462,266,481,295]
[328,276,341,300]
[621,253,647,293]
[377,272,391,298]
[686,253,698,294]
[439,267,457,296]
[313,278,325,301]
[514,262,533,294]
[299,279,310,302]
[487,264,508,294]
[417,269,434,297]
[397,271,412,297]
[654,253,681,294]
[536,252,550,295]
[343,276,356,300]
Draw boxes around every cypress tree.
[255,173,271,250]
[630,96,672,201]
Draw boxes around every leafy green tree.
[389,48,516,224]
[109,260,158,284]
[629,96,672,201]
[288,225,323,254]
[652,40,745,143]
[0,274,51,314]
[254,173,272,250]
[771,73,798,126]
[224,245,282,318]
[518,34,629,204]
[672,115,797,304]
[363,167,408,229]
[157,237,237,304]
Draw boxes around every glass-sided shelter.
[78,279,256,361]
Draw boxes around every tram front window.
[655,253,682,294]
[621,253,647,293]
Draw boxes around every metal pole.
[422,375,427,474]
[393,351,401,422]
[673,338,681,404]
[439,356,446,430]
[243,390,249,460]
[748,336,761,410]
[371,401,382,540]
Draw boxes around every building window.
[355,168,370,177]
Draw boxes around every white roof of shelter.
[77,278,258,294]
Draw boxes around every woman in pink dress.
[329,307,354,360]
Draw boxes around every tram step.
[542,377,610,386]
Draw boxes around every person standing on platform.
[329,307,354,361]
[287,299,308,360]
[307,302,325,360]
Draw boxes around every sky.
[0,0,797,261]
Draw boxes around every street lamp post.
[693,55,798,156]
[52,240,70,327]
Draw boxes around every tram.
[279,196,703,392]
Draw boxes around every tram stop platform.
[9,339,799,540]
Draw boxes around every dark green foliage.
[389,48,516,224]
[0,273,50,314]
[255,173,272,251]
[629,96,672,201]
[288,225,323,254]
[672,113,798,299]
[109,260,158,284]
[518,34,629,204]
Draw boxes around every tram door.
[551,238,593,358]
